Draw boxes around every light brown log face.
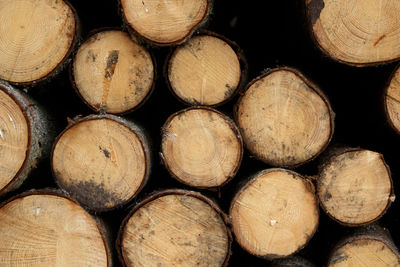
[120,191,230,267]
[52,117,148,211]
[0,193,108,266]
[168,35,241,106]
[0,89,28,191]
[307,0,400,66]
[73,30,154,114]
[318,149,393,226]
[236,68,333,167]
[161,108,242,188]
[0,0,76,83]
[230,169,319,259]
[121,0,209,45]
[385,66,400,134]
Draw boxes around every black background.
[3,1,400,266]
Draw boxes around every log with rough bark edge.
[72,29,155,115]
[327,225,400,266]
[166,32,245,106]
[120,0,212,46]
[0,190,112,266]
[161,107,243,189]
[317,148,394,226]
[0,0,78,85]
[230,169,319,259]
[385,65,400,135]
[117,189,231,267]
[0,82,55,197]
[51,114,150,212]
[306,0,400,66]
[271,256,316,267]
[235,67,334,168]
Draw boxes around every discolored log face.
[318,149,393,226]
[168,35,241,106]
[236,68,333,167]
[73,30,154,114]
[121,0,209,45]
[120,191,230,267]
[0,193,108,266]
[385,66,400,134]
[230,169,319,259]
[161,107,242,188]
[0,89,28,191]
[52,116,148,211]
[0,0,76,84]
[307,0,400,66]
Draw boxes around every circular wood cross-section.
[52,115,149,211]
[119,190,231,267]
[167,34,242,106]
[161,107,242,189]
[0,0,76,84]
[0,192,109,266]
[385,65,400,134]
[307,0,400,66]
[121,0,210,45]
[73,30,154,114]
[318,149,393,226]
[235,68,333,167]
[230,169,319,259]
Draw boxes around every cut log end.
[318,149,393,226]
[230,169,319,259]
[167,35,242,106]
[161,107,242,189]
[236,67,333,167]
[0,0,77,84]
[119,190,231,267]
[52,115,149,211]
[385,66,400,134]
[73,30,154,114]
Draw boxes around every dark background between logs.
[2,1,400,266]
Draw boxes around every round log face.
[386,66,400,133]
[121,0,209,45]
[168,35,241,106]
[52,117,147,211]
[236,69,333,167]
[0,0,76,83]
[73,30,154,114]
[230,169,319,259]
[0,89,28,191]
[307,0,400,65]
[0,193,108,266]
[120,192,230,267]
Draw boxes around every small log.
[166,32,246,106]
[385,65,400,134]
[120,0,212,46]
[0,190,112,266]
[306,0,400,66]
[117,189,232,267]
[161,107,243,189]
[230,169,319,259]
[0,82,55,197]
[51,114,151,212]
[235,67,334,168]
[0,0,78,85]
[317,148,394,226]
[72,29,155,115]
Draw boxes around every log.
[317,148,394,226]
[0,190,112,266]
[235,67,334,168]
[72,29,155,115]
[165,32,246,106]
[0,0,78,86]
[120,0,212,46]
[117,189,232,267]
[161,107,243,189]
[385,65,400,135]
[306,0,400,66]
[51,114,151,212]
[271,256,316,267]
[230,169,319,259]
[0,82,55,197]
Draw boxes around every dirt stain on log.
[331,253,348,265]
[102,50,119,108]
[308,0,325,25]
[99,146,110,158]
